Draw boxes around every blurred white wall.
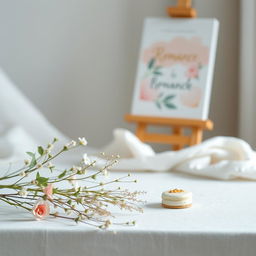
[0,0,239,147]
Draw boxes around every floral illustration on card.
[139,37,209,110]
[139,58,177,109]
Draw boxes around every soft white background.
[0,0,239,147]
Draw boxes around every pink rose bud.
[32,200,50,220]
[43,184,53,200]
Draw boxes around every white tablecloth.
[1,62,255,256]
[1,165,256,256]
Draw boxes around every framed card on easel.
[131,18,219,120]
[125,1,219,149]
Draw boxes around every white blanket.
[100,129,256,180]
[0,69,68,163]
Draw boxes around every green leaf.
[148,58,155,69]
[37,146,44,156]
[29,157,37,168]
[153,71,162,76]
[74,188,81,197]
[29,158,37,168]
[26,152,35,157]
[163,95,176,102]
[36,172,49,187]
[27,152,37,168]
[164,102,176,109]
[58,170,67,179]
[33,190,38,199]
[162,94,177,109]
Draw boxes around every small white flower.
[24,159,30,165]
[82,154,91,165]
[19,171,26,177]
[102,169,108,177]
[80,215,86,220]
[69,175,79,190]
[45,143,54,154]
[81,169,87,175]
[105,220,112,228]
[36,164,42,169]
[74,186,81,192]
[80,197,85,204]
[65,140,77,149]
[78,137,88,146]
[72,166,82,174]
[47,143,54,150]
[68,174,77,184]
[19,188,28,198]
[66,210,72,215]
[31,180,37,185]
[45,162,54,168]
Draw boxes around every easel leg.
[136,123,146,141]
[178,0,191,7]
[190,128,203,146]
[172,126,183,150]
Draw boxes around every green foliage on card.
[148,58,155,69]
[155,94,176,110]
[163,95,176,109]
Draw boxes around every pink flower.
[32,200,50,220]
[186,65,199,79]
[140,79,158,101]
[43,184,53,200]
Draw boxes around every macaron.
[162,188,192,209]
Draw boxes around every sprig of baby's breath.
[0,138,144,229]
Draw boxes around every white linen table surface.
[1,167,256,256]
[2,60,256,255]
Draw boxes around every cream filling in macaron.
[162,198,192,206]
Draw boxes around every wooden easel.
[125,0,213,150]
[167,0,197,18]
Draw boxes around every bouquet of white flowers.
[0,137,144,229]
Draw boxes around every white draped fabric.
[239,0,256,147]
[99,128,256,180]
[0,69,68,164]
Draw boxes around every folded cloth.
[0,69,68,164]
[98,128,256,180]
